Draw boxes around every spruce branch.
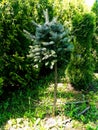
[78,106,90,116]
[23,30,35,41]
[32,21,41,27]
[43,9,49,24]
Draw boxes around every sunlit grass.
[0,72,98,130]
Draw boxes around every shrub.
[67,12,96,90]
[0,0,56,94]
[0,0,37,91]
[92,1,98,72]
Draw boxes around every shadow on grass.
[48,85,98,125]
[0,68,57,128]
[64,101,98,124]
[0,88,39,127]
[1,65,98,128]
[64,90,98,124]
[0,64,67,129]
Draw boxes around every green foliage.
[0,0,38,91]
[49,0,88,24]
[67,13,96,90]
[92,1,98,71]
[86,125,98,130]
[92,1,98,21]
[24,9,73,116]
[65,102,98,124]
[0,0,78,93]
[0,0,94,95]
[72,13,96,42]
[24,10,73,70]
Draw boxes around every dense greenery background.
[0,0,98,93]
[0,0,98,130]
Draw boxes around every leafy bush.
[92,1,98,72]
[67,13,96,90]
[0,0,38,91]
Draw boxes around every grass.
[0,72,98,130]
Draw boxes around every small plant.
[24,9,73,116]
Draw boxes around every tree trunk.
[53,62,58,116]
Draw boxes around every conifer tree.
[92,1,98,71]
[24,9,73,115]
[67,12,96,90]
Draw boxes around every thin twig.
[78,106,90,116]
[65,100,88,105]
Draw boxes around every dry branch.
[78,106,90,116]
[65,100,88,105]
